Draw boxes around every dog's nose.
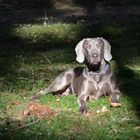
[92,53,98,58]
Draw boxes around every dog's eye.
[85,43,92,49]
[97,43,102,48]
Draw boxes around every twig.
[41,53,52,65]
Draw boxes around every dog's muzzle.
[91,53,101,66]
[86,61,101,71]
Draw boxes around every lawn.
[0,22,140,140]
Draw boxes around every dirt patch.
[19,102,54,120]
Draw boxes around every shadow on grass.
[118,66,140,117]
[74,0,140,7]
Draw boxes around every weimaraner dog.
[31,37,121,113]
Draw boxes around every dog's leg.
[77,93,88,113]
[30,70,73,100]
[109,90,121,107]
[107,73,121,107]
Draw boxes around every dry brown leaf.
[108,98,121,107]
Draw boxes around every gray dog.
[31,37,121,113]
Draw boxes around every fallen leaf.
[101,106,108,113]
[108,98,121,107]
[96,110,101,114]
[56,98,60,102]
[110,102,121,107]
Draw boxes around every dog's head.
[75,37,112,71]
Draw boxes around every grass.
[0,22,140,140]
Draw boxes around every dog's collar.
[84,63,110,75]
[83,63,110,84]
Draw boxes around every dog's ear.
[75,39,85,63]
[102,38,112,61]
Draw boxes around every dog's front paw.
[79,106,88,114]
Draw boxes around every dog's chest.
[90,73,107,91]
[83,64,111,91]
[83,68,109,91]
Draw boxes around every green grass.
[0,22,140,140]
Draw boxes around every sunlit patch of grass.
[4,23,86,46]
[40,94,78,112]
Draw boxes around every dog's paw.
[79,106,88,114]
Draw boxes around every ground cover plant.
[0,22,140,140]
